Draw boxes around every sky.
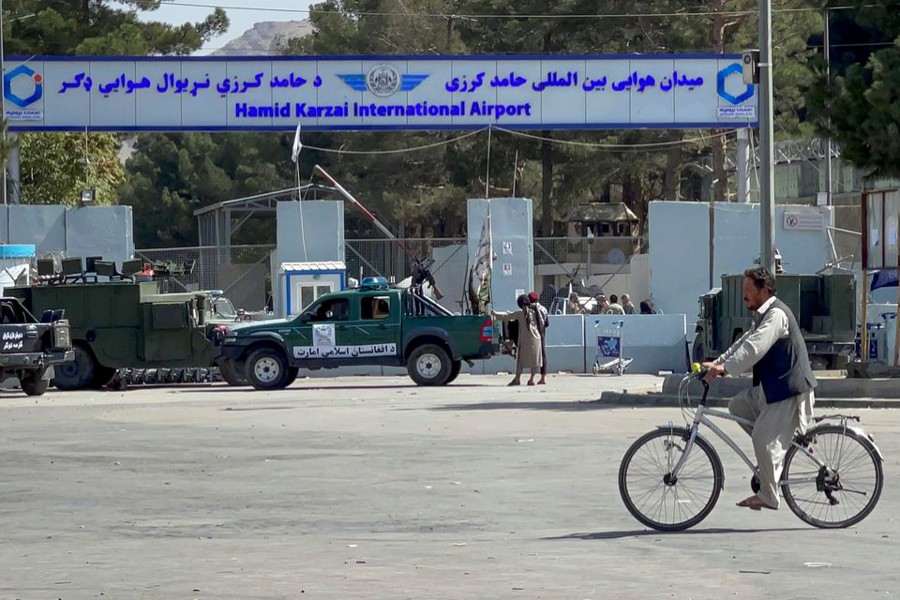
[131,0,316,54]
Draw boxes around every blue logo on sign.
[338,64,428,97]
[716,63,754,106]
[4,64,43,108]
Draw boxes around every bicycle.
[618,365,884,531]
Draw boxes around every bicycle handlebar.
[690,362,710,381]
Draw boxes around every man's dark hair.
[610,294,619,303]
[744,267,776,293]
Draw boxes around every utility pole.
[823,7,833,205]
[1,0,7,206]
[759,0,776,273]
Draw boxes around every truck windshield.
[211,297,238,320]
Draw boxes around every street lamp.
[758,0,776,273]
[586,226,595,284]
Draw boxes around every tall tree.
[3,0,228,205]
[119,132,309,247]
[806,1,900,176]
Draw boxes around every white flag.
[470,213,493,300]
[291,121,303,163]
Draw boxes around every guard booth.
[563,202,641,266]
[275,261,347,317]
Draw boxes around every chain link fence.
[136,236,644,311]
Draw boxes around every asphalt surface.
[1,373,898,599]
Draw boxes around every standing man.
[702,267,816,511]
[492,294,542,386]
[529,291,550,385]
[621,293,636,315]
[604,294,625,315]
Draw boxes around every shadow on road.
[175,383,488,394]
[432,400,609,412]
[545,527,814,540]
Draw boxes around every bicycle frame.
[669,380,828,487]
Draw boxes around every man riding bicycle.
[702,267,817,511]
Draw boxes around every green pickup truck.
[217,281,495,389]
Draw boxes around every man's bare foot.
[736,495,777,511]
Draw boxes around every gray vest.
[751,298,817,404]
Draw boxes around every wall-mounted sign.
[4,54,758,132]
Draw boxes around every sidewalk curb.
[599,391,900,409]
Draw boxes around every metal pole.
[736,128,751,203]
[587,240,592,283]
[824,8,833,205]
[759,0,776,273]
[7,131,18,203]
[1,0,7,206]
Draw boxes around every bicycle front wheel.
[782,424,884,529]
[618,427,723,532]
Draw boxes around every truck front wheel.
[219,359,248,386]
[245,348,290,390]
[407,344,452,386]
[20,371,49,397]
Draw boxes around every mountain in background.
[211,20,313,56]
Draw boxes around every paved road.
[1,373,897,599]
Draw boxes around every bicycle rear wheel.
[619,427,723,532]
[782,424,883,529]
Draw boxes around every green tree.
[19,132,125,205]
[2,0,228,205]
[119,132,306,247]
[806,2,900,176]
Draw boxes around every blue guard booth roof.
[0,244,36,259]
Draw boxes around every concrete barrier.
[584,314,688,375]
[661,372,900,399]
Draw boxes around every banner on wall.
[3,54,758,132]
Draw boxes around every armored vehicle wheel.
[246,347,291,390]
[809,355,831,371]
[20,372,49,397]
[219,359,248,386]
[407,344,452,386]
[53,345,98,391]
[692,338,706,364]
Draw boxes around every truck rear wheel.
[53,345,97,391]
[20,372,49,397]
[446,360,462,384]
[245,347,290,390]
[285,367,300,387]
[407,344,452,386]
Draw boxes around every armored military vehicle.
[692,273,856,370]
[8,280,227,390]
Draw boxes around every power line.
[145,1,885,20]
[302,128,486,155]
[494,127,735,150]
[297,126,737,157]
